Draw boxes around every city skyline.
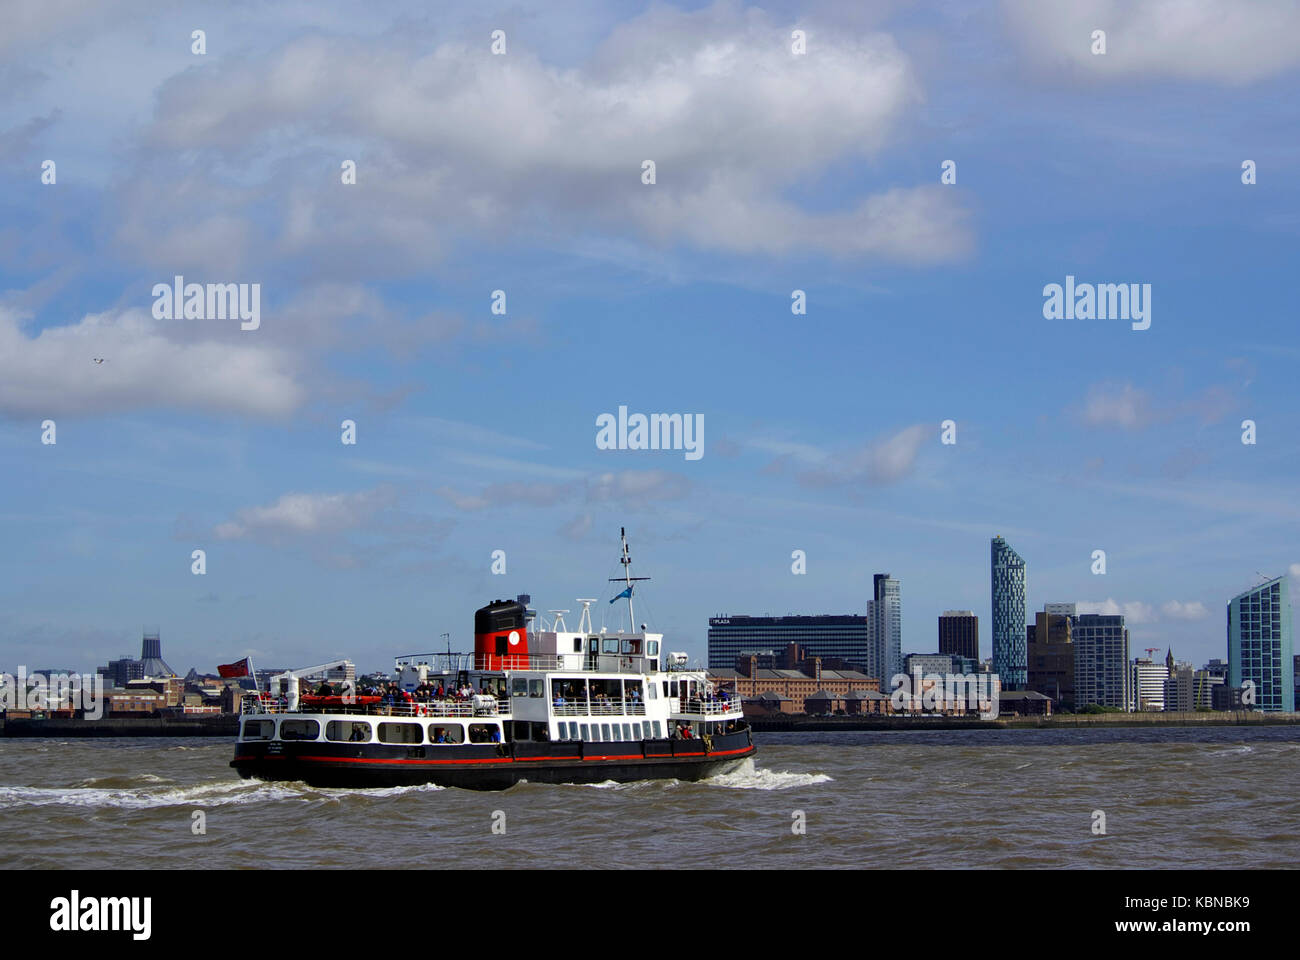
[1,1,1298,676]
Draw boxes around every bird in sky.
[92,358,106,364]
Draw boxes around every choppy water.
[2,727,1298,869]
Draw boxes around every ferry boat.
[230,531,755,789]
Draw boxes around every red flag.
[218,657,251,679]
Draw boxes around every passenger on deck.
[433,727,448,744]
[490,727,502,742]
[316,681,334,696]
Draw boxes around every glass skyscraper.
[990,536,1026,689]
[1228,576,1294,712]
[867,573,902,683]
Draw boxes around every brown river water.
[2,727,1297,869]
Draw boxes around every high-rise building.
[990,537,1027,689]
[707,615,869,672]
[1164,660,1195,713]
[1027,608,1074,706]
[1073,613,1130,710]
[938,611,979,660]
[1227,576,1294,712]
[1132,658,1168,711]
[867,574,902,684]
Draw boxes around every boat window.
[622,638,641,655]
[602,638,619,654]
[610,724,621,741]
[378,722,423,744]
[573,637,583,653]
[279,719,320,741]
[647,685,657,699]
[580,723,590,740]
[529,679,543,698]
[326,720,371,742]
[429,723,465,744]
[511,677,528,697]
[652,721,663,738]
[571,722,581,739]
[601,723,611,740]
[622,723,632,740]
[648,640,659,656]
[242,719,273,740]
[467,723,498,743]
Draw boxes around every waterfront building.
[1132,658,1169,712]
[707,615,869,672]
[902,653,957,677]
[1193,670,1224,710]
[1073,614,1130,710]
[938,610,979,660]
[990,537,1027,689]
[1227,576,1294,712]
[1164,660,1196,712]
[1026,607,1075,707]
[867,574,902,685]
[713,657,877,700]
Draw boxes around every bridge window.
[242,719,273,740]
[279,719,319,741]
[429,724,465,744]
[511,677,528,697]
[529,679,543,698]
[573,637,583,653]
[602,638,619,654]
[648,640,659,656]
[326,720,371,742]
[378,722,423,744]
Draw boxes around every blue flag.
[610,586,633,604]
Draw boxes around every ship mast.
[609,527,650,631]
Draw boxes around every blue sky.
[1,0,1298,675]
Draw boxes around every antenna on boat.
[576,599,597,634]
[609,527,650,631]
[549,609,570,631]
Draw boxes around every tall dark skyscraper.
[867,573,901,683]
[990,536,1027,689]
[938,610,979,660]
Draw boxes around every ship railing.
[552,699,647,717]
[239,694,511,718]
[474,654,565,671]
[671,697,742,717]
[376,699,510,718]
